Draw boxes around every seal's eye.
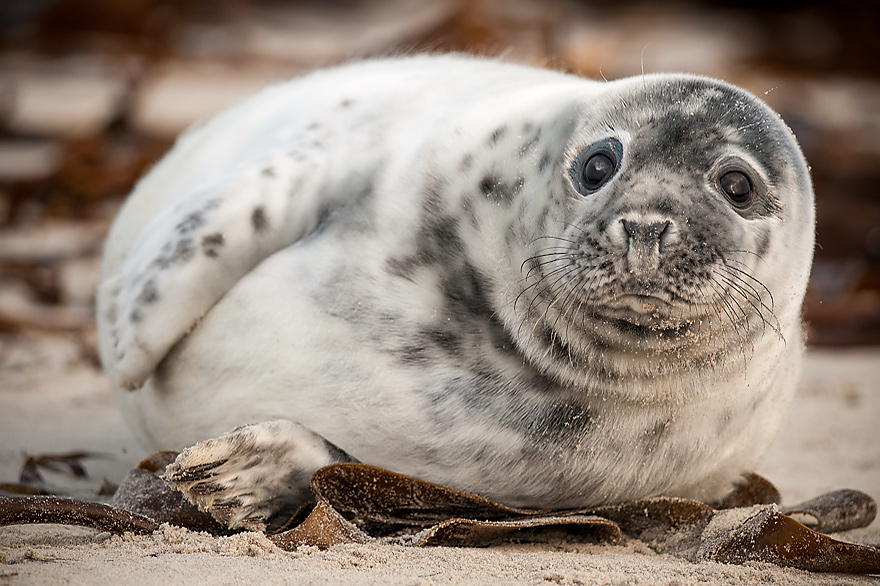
[720,171,753,207]
[583,154,614,189]
[570,138,622,195]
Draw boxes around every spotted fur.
[97,55,815,528]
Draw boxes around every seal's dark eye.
[720,171,752,207]
[570,138,622,195]
[583,154,614,189]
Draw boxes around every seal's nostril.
[621,219,672,242]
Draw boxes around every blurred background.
[0,0,878,378]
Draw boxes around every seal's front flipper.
[162,420,356,532]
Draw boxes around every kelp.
[1,457,878,574]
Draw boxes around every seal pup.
[96,54,815,531]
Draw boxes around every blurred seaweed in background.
[0,0,877,367]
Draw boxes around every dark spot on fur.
[748,392,768,416]
[479,175,522,203]
[387,180,465,278]
[332,179,377,234]
[424,328,463,355]
[262,167,275,178]
[479,175,497,197]
[385,257,415,280]
[201,232,225,258]
[488,323,519,356]
[488,125,508,147]
[137,278,159,305]
[755,229,771,257]
[339,98,354,108]
[443,261,494,320]
[461,194,480,230]
[400,344,427,364]
[130,308,143,323]
[424,216,463,259]
[714,408,736,437]
[154,238,195,269]
[460,153,474,172]
[644,419,671,453]
[538,152,552,173]
[653,199,675,217]
[518,128,542,157]
[172,238,194,264]
[305,202,336,239]
[176,211,205,235]
[533,402,594,439]
[252,207,268,233]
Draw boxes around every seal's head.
[513,75,814,394]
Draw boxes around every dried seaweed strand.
[0,496,159,534]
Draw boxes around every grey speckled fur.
[97,55,815,530]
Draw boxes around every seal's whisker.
[549,279,585,367]
[713,266,781,336]
[513,261,584,342]
[717,260,776,312]
[704,278,753,367]
[520,249,575,276]
[691,286,726,364]
[524,263,590,346]
[711,269,771,336]
[521,254,567,281]
[528,235,582,247]
[550,267,600,360]
[722,248,775,272]
[514,259,581,313]
[714,264,767,307]
[714,264,783,342]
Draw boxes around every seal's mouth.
[595,294,697,333]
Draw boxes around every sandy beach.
[1,342,878,585]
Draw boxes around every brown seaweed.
[0,495,158,534]
[714,472,782,509]
[271,463,880,574]
[782,489,878,534]
[702,504,880,573]
[3,457,879,574]
[270,500,371,550]
[310,463,545,527]
[414,514,622,547]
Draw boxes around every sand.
[1,342,878,585]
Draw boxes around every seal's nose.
[619,218,675,274]
[621,219,672,244]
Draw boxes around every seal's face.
[520,76,814,375]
